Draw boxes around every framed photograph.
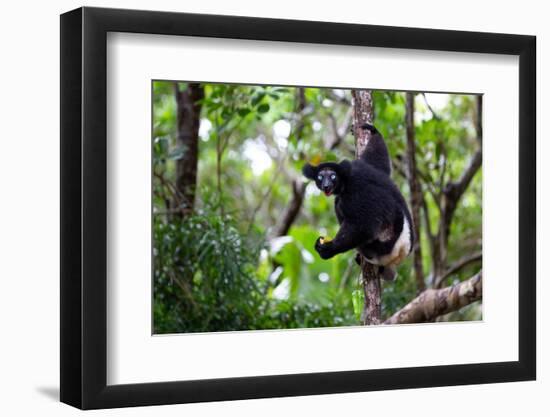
[60,6,536,410]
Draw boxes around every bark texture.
[173,82,204,216]
[351,89,381,325]
[405,93,426,293]
[384,271,482,324]
[360,257,382,325]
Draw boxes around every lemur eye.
[317,175,323,181]
[330,174,336,180]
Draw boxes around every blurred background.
[152,82,482,333]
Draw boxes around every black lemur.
[302,123,413,281]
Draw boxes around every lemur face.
[315,169,340,196]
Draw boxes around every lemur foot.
[379,266,397,281]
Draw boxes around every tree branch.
[421,93,441,121]
[247,158,284,235]
[153,170,176,213]
[435,251,482,287]
[327,89,352,106]
[475,95,483,144]
[420,191,436,261]
[328,107,353,150]
[272,88,309,237]
[444,150,482,204]
[385,271,482,324]
[443,95,483,208]
[271,179,307,237]
[433,96,483,284]
[394,154,441,210]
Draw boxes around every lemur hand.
[315,236,333,259]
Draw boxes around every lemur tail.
[358,123,392,176]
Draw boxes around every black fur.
[358,123,392,176]
[302,124,413,280]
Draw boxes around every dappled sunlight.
[272,278,291,300]
[199,118,212,141]
[243,136,273,176]
[273,119,291,149]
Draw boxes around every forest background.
[152,82,483,333]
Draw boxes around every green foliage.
[153,209,355,333]
[153,212,264,333]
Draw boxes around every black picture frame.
[60,6,536,410]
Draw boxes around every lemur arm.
[334,196,344,225]
[315,222,372,259]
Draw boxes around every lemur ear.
[302,163,318,180]
[338,159,352,177]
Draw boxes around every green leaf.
[351,289,364,321]
[251,93,266,107]
[273,241,302,298]
[238,108,251,117]
[257,103,270,114]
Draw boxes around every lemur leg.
[377,242,409,281]
[315,222,365,260]
[379,266,397,281]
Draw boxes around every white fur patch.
[367,216,411,267]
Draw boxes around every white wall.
[0,0,545,415]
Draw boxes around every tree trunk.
[360,257,382,325]
[173,82,204,216]
[351,90,381,325]
[405,93,426,294]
